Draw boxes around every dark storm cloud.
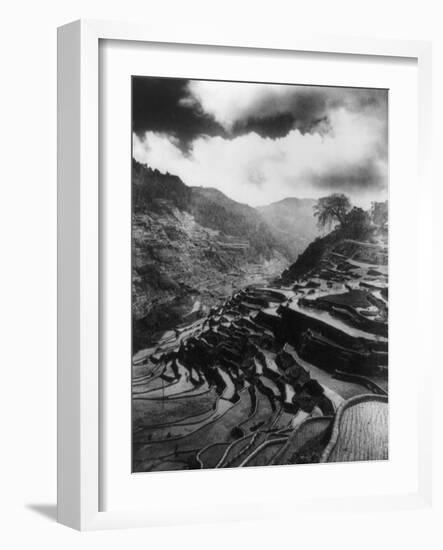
[132,77,226,152]
[231,86,387,142]
[133,76,387,149]
[232,113,295,139]
[306,158,386,192]
[251,89,333,136]
[231,110,333,139]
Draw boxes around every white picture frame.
[57,19,433,531]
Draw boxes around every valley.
[132,234,388,471]
[132,162,291,352]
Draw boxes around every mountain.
[133,206,389,472]
[133,162,290,260]
[132,161,291,352]
[257,197,320,260]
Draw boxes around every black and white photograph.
[131,76,389,473]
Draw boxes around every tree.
[313,193,351,229]
[370,201,388,228]
[341,207,372,240]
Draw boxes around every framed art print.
[57,20,433,530]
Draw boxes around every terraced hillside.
[132,237,388,472]
[132,162,290,352]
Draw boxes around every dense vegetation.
[280,196,387,282]
[280,232,338,282]
[132,160,291,260]
[133,160,191,212]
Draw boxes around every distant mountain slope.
[191,186,290,259]
[133,162,290,260]
[132,161,290,351]
[257,197,320,260]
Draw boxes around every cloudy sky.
[132,76,388,208]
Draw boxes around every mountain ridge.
[133,161,292,259]
[132,161,293,351]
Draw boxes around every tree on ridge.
[313,193,352,229]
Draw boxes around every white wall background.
[0,0,441,547]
